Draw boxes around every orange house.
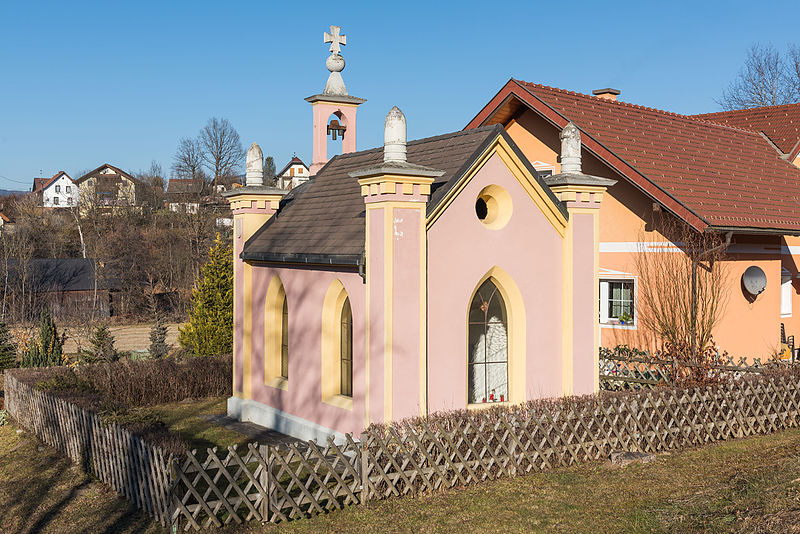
[468,81,800,358]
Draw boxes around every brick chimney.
[592,88,620,101]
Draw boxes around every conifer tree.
[149,314,170,358]
[179,234,233,356]
[21,308,65,367]
[84,323,118,363]
[0,322,17,370]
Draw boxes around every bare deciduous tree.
[635,215,730,355]
[199,117,244,191]
[718,43,800,110]
[172,137,207,181]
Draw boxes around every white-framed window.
[55,185,61,193]
[781,269,793,318]
[67,197,73,205]
[53,196,59,205]
[66,185,71,193]
[600,279,636,326]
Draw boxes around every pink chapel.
[224,26,613,442]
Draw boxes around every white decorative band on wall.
[227,397,348,445]
[600,242,800,255]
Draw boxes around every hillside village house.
[467,80,800,357]
[74,163,143,208]
[225,28,613,442]
[166,178,203,213]
[32,171,79,208]
[276,156,310,190]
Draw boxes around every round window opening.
[475,185,512,230]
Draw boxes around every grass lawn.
[3,406,800,533]
[130,396,249,452]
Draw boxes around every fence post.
[169,458,180,533]
[259,444,270,522]
[360,432,369,506]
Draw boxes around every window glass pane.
[485,322,507,362]
[281,296,288,379]
[468,291,485,323]
[486,362,508,400]
[468,324,484,364]
[486,290,505,324]
[340,298,353,397]
[468,363,485,404]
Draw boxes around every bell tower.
[306,25,366,175]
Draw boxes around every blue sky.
[0,0,797,190]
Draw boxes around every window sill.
[467,401,509,411]
[781,313,792,318]
[266,377,288,391]
[323,394,353,411]
[601,322,637,330]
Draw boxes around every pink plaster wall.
[247,263,368,436]
[571,212,597,395]
[427,153,565,413]
[367,210,385,424]
[392,207,423,420]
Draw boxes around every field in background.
[61,323,183,354]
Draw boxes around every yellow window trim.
[264,275,288,388]
[321,279,354,410]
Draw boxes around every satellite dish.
[742,266,767,295]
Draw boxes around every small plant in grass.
[149,314,170,358]
[0,321,17,370]
[21,308,65,368]
[179,233,233,356]
[0,409,7,426]
[81,323,119,363]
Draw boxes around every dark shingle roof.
[243,126,503,263]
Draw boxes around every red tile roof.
[692,103,800,160]
[467,79,800,233]
[33,171,71,193]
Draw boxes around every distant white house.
[276,156,310,190]
[33,171,79,208]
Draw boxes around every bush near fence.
[10,354,231,454]
[7,358,800,530]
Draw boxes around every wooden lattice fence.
[6,368,800,531]
[599,349,773,390]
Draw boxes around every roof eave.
[241,251,362,267]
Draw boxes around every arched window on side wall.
[281,295,289,379]
[265,276,288,388]
[340,297,353,397]
[468,279,508,404]
[322,280,354,409]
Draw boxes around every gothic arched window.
[468,279,508,404]
[280,295,288,379]
[340,297,353,397]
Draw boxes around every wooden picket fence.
[3,372,174,525]
[6,367,800,530]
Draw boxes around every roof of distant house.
[33,171,71,193]
[166,178,204,195]
[277,156,309,177]
[6,258,116,292]
[468,79,800,233]
[243,125,561,265]
[692,103,800,160]
[74,163,142,185]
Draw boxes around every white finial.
[560,122,581,174]
[384,106,407,163]
[246,142,264,187]
[322,25,348,96]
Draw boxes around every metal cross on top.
[324,25,346,55]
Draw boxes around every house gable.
[426,130,568,238]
